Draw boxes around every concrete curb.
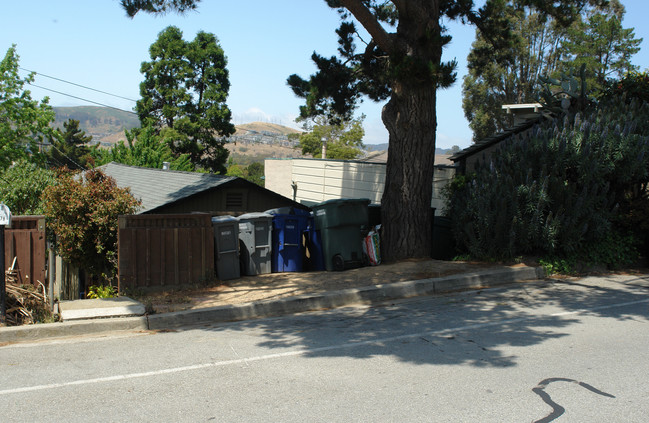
[1,266,545,343]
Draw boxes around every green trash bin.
[312,198,370,271]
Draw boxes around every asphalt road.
[1,274,648,422]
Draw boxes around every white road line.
[1,298,647,396]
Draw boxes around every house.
[450,103,546,174]
[99,162,307,215]
[264,155,455,213]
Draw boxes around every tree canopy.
[137,26,235,174]
[462,0,641,141]
[0,45,56,171]
[46,119,92,170]
[42,168,141,282]
[92,126,194,171]
[298,116,365,160]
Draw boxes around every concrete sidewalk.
[0,266,545,344]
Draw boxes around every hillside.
[53,106,140,146]
[51,106,465,163]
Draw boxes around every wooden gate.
[3,216,47,286]
[118,214,215,292]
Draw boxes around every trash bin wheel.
[332,254,345,271]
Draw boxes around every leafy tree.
[226,160,265,187]
[42,168,141,282]
[121,0,598,262]
[92,126,194,171]
[298,116,365,160]
[563,1,642,91]
[463,0,641,141]
[137,26,235,174]
[462,2,572,140]
[0,160,56,215]
[0,45,56,170]
[245,162,265,186]
[46,119,92,170]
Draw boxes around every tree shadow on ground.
[192,273,649,368]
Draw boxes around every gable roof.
[99,162,237,214]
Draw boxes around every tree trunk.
[380,83,437,262]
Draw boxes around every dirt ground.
[138,259,506,314]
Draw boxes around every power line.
[20,67,138,103]
[26,82,138,115]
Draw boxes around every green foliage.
[602,71,649,104]
[463,0,642,141]
[562,3,641,92]
[0,160,56,215]
[87,284,118,299]
[46,119,92,170]
[462,2,572,141]
[137,26,235,174]
[92,126,194,171]
[0,45,56,170]
[226,160,265,187]
[447,95,649,267]
[42,168,141,282]
[298,116,365,160]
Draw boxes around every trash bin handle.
[218,249,238,256]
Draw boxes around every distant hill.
[53,106,140,146]
[52,106,460,162]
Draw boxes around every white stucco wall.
[265,158,455,213]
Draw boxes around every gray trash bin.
[238,212,273,275]
[212,216,240,281]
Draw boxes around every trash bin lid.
[237,212,273,221]
[265,207,311,216]
[212,215,238,224]
[313,198,371,208]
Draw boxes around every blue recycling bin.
[267,208,310,272]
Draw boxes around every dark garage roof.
[99,162,237,214]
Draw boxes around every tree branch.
[337,0,396,53]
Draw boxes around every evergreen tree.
[137,26,235,174]
[463,0,641,141]
[47,119,92,170]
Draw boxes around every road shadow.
[188,273,649,368]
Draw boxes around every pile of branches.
[3,260,53,326]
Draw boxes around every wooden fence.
[3,216,46,287]
[117,214,215,292]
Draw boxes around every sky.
[2,1,649,149]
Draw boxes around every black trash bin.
[211,216,240,281]
[312,198,370,271]
[238,212,273,275]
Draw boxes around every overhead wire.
[19,67,138,103]
[26,82,138,115]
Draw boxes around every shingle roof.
[449,117,542,162]
[99,162,236,214]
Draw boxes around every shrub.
[446,96,649,266]
[42,168,141,283]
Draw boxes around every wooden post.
[1,225,5,324]
[0,204,11,324]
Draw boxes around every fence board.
[3,216,46,286]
